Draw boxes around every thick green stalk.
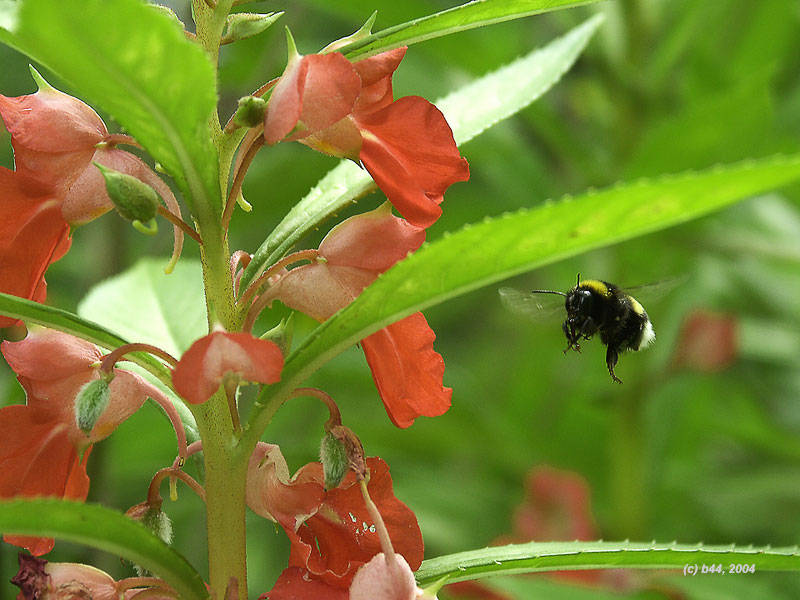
[190,2,249,598]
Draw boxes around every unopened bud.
[74,379,111,435]
[126,502,173,576]
[94,162,161,231]
[320,431,349,490]
[322,11,377,53]
[259,314,293,356]
[233,95,267,128]
[221,12,283,45]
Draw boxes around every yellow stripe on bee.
[579,279,609,296]
[628,295,646,315]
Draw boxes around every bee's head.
[565,287,593,317]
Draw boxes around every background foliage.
[2,0,800,597]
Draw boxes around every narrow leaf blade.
[0,499,209,600]
[414,540,800,586]
[339,0,603,60]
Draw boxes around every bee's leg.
[562,322,581,353]
[606,346,623,384]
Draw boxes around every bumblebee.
[500,275,655,384]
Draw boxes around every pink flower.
[269,204,451,428]
[264,47,469,228]
[0,329,168,554]
[349,553,422,600]
[248,445,423,596]
[0,73,183,322]
[172,331,285,404]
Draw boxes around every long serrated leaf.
[0,291,172,385]
[0,0,220,210]
[338,0,603,60]
[239,15,602,291]
[0,499,209,600]
[245,155,800,439]
[414,540,800,586]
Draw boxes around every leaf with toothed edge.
[243,154,800,442]
[413,540,800,586]
[238,14,605,292]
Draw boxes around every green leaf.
[0,292,171,385]
[77,258,207,357]
[0,499,209,600]
[239,15,603,291]
[0,0,220,210]
[413,540,800,586]
[337,0,603,60]
[246,155,800,438]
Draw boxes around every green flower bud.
[221,12,283,45]
[74,378,111,436]
[259,314,293,356]
[234,95,268,128]
[320,431,349,490]
[94,162,161,225]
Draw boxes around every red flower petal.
[357,96,469,228]
[0,406,90,555]
[261,567,348,600]
[173,331,284,404]
[288,458,423,586]
[0,169,70,328]
[352,47,407,115]
[361,313,452,428]
[265,53,360,145]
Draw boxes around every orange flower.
[0,329,168,554]
[264,47,468,228]
[269,204,451,428]
[248,444,423,598]
[172,331,285,405]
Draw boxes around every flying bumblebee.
[499,275,655,384]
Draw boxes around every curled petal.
[352,47,407,114]
[357,96,469,228]
[173,331,284,404]
[362,313,452,428]
[265,53,361,145]
[0,169,70,328]
[246,443,325,532]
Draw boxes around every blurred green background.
[2,0,800,597]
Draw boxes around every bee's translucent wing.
[620,276,687,305]
[498,287,565,322]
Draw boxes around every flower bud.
[126,502,173,577]
[74,378,111,436]
[233,95,268,128]
[93,162,161,230]
[259,314,293,356]
[320,431,349,490]
[221,12,283,45]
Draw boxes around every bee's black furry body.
[560,279,654,384]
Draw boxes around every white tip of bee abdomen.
[638,319,655,349]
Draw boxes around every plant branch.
[158,206,202,244]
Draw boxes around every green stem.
[609,386,647,540]
[190,2,249,598]
[192,393,248,600]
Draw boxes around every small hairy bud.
[94,162,161,230]
[221,12,283,45]
[320,431,349,490]
[233,95,268,128]
[74,379,111,436]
